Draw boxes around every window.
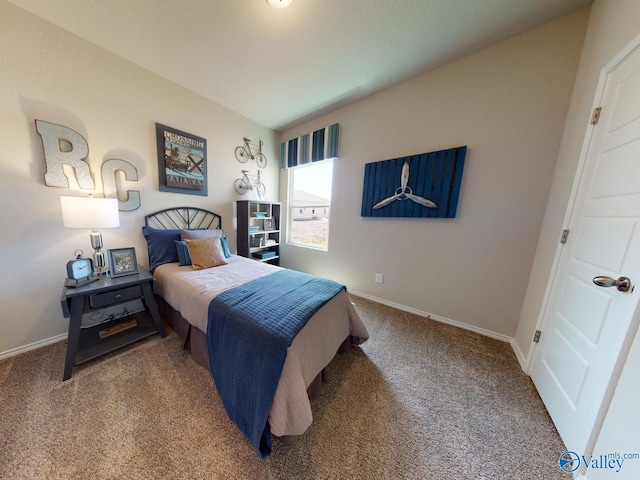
[287,159,333,250]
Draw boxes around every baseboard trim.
[510,338,528,371]
[0,333,67,361]
[349,290,514,344]
[4,295,523,368]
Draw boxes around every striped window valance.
[280,123,340,169]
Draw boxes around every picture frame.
[108,247,139,278]
[263,218,274,231]
[155,123,208,196]
[250,236,264,248]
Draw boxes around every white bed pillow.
[181,229,224,240]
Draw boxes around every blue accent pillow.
[174,240,192,266]
[142,226,181,272]
[220,236,231,258]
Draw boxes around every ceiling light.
[267,0,293,8]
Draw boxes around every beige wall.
[0,1,279,356]
[514,0,640,476]
[279,9,589,343]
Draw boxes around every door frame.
[526,32,640,465]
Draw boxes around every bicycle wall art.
[155,123,207,196]
[235,137,267,168]
[235,169,266,200]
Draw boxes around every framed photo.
[250,236,264,248]
[264,218,274,231]
[108,247,139,278]
[155,123,207,196]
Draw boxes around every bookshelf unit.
[237,200,281,266]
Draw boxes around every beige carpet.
[0,296,567,479]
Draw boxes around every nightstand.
[60,265,166,380]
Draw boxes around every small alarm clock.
[65,250,99,287]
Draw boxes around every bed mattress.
[153,255,368,437]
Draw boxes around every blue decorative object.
[361,146,467,218]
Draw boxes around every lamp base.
[93,249,109,275]
[90,229,109,275]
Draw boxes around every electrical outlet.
[375,273,384,284]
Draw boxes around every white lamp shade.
[60,196,120,229]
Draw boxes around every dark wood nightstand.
[60,266,166,380]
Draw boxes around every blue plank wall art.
[361,146,467,218]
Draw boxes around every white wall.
[0,1,279,357]
[279,9,589,341]
[511,0,640,477]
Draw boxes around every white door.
[530,43,640,456]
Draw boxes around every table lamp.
[60,196,120,274]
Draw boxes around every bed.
[142,207,369,458]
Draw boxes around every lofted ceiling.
[9,0,592,131]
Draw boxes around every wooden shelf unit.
[237,200,281,266]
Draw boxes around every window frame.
[286,159,334,251]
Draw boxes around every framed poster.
[156,123,207,196]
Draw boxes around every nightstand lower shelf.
[60,266,165,380]
[75,310,158,365]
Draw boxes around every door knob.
[592,276,632,292]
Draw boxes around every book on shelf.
[252,251,276,260]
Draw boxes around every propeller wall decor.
[372,162,437,210]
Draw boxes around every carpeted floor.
[0,296,567,479]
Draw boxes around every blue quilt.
[206,269,345,458]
